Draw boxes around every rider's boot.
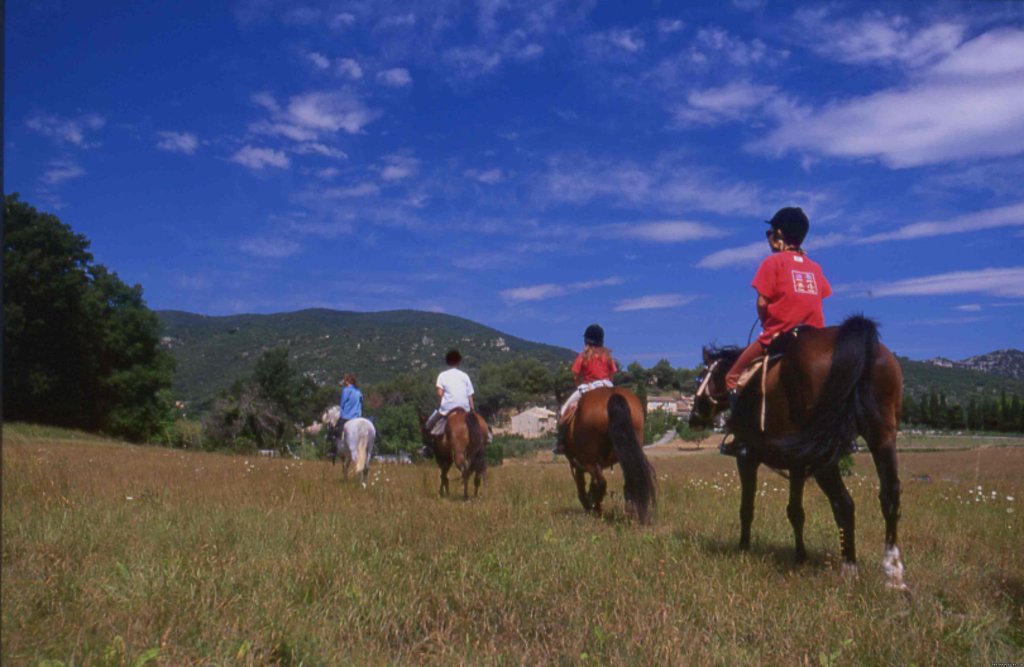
[551,421,567,456]
[719,390,747,457]
[418,441,435,459]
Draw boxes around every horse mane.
[704,344,742,365]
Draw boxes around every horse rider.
[339,373,363,431]
[721,206,832,455]
[420,349,476,458]
[552,324,618,455]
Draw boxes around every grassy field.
[3,425,1022,665]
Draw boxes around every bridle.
[694,359,728,408]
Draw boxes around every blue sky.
[7,1,1024,366]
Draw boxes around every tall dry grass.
[3,425,1022,665]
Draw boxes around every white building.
[508,407,557,439]
[647,395,695,418]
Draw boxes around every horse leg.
[571,464,592,511]
[737,456,759,551]
[439,460,451,497]
[870,442,907,590]
[589,466,607,516]
[814,464,857,574]
[473,465,483,497]
[787,468,808,563]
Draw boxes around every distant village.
[495,395,695,439]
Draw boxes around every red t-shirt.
[572,350,617,383]
[752,251,832,345]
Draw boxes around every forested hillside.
[158,309,575,409]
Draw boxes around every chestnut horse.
[419,409,487,499]
[689,315,907,589]
[564,387,657,524]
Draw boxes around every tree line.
[902,391,1024,433]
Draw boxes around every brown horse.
[689,315,907,589]
[564,387,657,524]
[419,409,488,499]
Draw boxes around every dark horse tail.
[777,315,881,473]
[465,410,487,472]
[607,394,657,524]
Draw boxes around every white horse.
[340,417,376,488]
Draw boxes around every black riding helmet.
[766,207,809,246]
[583,324,604,347]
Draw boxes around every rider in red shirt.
[722,207,832,453]
[553,324,618,455]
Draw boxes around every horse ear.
[702,347,711,365]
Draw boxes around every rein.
[695,359,727,406]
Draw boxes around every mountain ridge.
[158,308,575,408]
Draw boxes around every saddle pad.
[430,418,447,437]
[735,356,767,392]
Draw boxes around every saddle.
[430,408,466,437]
[734,326,806,431]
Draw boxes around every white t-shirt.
[436,367,474,414]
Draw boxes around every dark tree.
[3,195,174,441]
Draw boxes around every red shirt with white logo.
[751,250,832,345]
[572,349,617,383]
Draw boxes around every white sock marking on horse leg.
[882,545,908,591]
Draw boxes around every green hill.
[899,356,1024,402]
[157,309,575,409]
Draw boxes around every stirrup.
[718,432,747,458]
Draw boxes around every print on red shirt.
[791,270,819,295]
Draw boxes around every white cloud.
[337,58,364,80]
[601,220,725,243]
[795,9,965,67]
[331,12,356,28]
[307,52,330,69]
[753,29,1024,168]
[250,90,378,145]
[322,182,380,198]
[697,232,849,269]
[614,294,696,311]
[379,13,416,28]
[380,154,419,181]
[657,19,684,35]
[859,267,1024,298]
[249,120,318,142]
[231,146,290,170]
[378,67,412,87]
[41,159,85,185]
[252,91,279,112]
[500,277,624,304]
[540,155,767,216]
[240,237,301,258]
[672,82,777,126]
[156,131,198,154]
[695,241,763,269]
[286,91,377,134]
[693,27,770,67]
[609,28,644,52]
[294,143,347,159]
[464,168,505,184]
[443,47,503,79]
[859,202,1024,243]
[26,113,105,147]
[956,304,982,312]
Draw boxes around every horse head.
[689,345,738,430]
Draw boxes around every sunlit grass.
[3,427,1022,665]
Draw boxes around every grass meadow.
[3,424,1023,666]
